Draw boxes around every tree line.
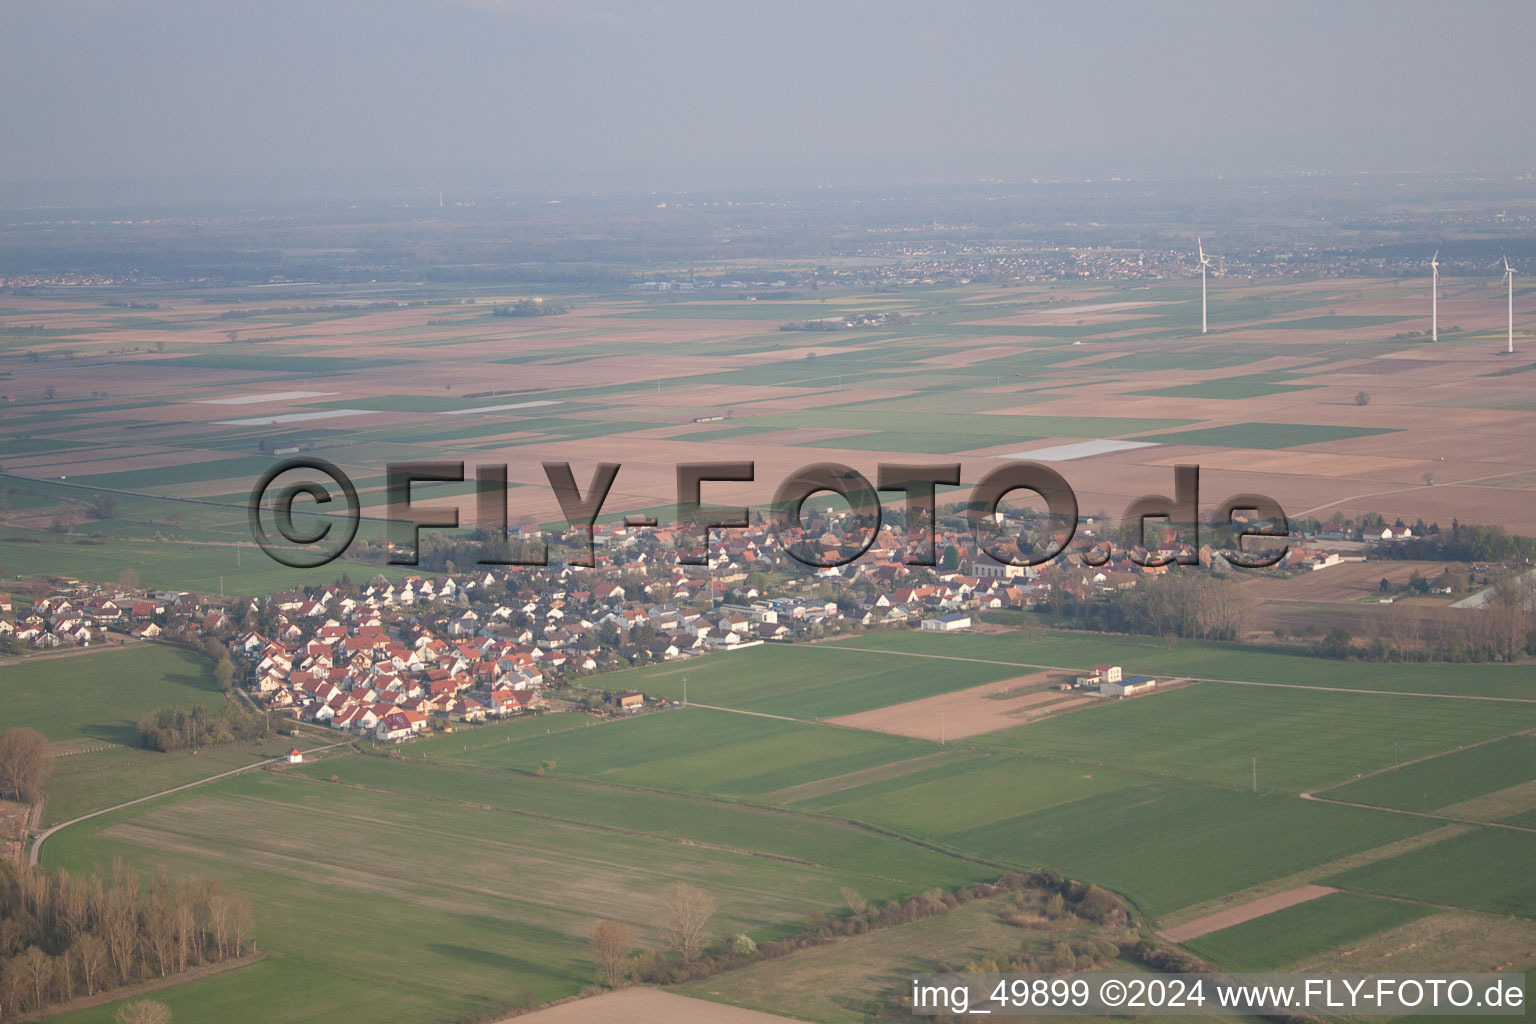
[1045,572,1256,643]
[1375,520,1536,563]
[0,859,254,1017]
[135,705,270,754]
[1326,572,1536,663]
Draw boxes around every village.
[0,508,1391,744]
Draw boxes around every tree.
[119,567,141,589]
[91,493,121,520]
[589,920,631,987]
[660,883,716,963]
[939,545,959,573]
[115,1000,172,1024]
[44,385,57,400]
[0,727,55,801]
[49,502,79,534]
[18,946,53,1012]
[72,934,109,996]
[1355,390,1370,406]
[142,894,178,977]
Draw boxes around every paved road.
[29,740,351,865]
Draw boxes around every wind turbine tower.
[1430,249,1439,342]
[1504,256,1518,355]
[1198,237,1213,334]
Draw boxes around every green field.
[1323,735,1536,812]
[0,643,217,745]
[821,629,1536,700]
[943,780,1432,916]
[609,642,1027,719]
[42,761,994,1024]
[435,706,934,798]
[971,682,1536,795]
[1184,892,1435,970]
[0,644,307,824]
[1326,827,1536,917]
[1135,421,1398,450]
[787,751,1141,834]
[1131,371,1317,400]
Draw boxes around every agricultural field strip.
[1158,884,1337,943]
[301,751,1015,882]
[814,642,1536,705]
[1308,730,1536,800]
[284,768,848,871]
[30,740,353,864]
[1289,467,1536,520]
[1152,824,1473,929]
[1298,791,1536,835]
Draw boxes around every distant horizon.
[6,0,1536,210]
[4,162,1535,214]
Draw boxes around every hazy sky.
[4,0,1534,203]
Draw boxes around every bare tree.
[72,934,109,996]
[53,950,75,1002]
[0,727,55,801]
[589,920,631,987]
[175,896,196,972]
[19,946,53,1012]
[115,1000,173,1024]
[206,887,233,961]
[230,893,254,957]
[102,893,139,985]
[49,502,79,534]
[142,894,178,977]
[660,883,716,963]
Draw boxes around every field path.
[1287,467,1536,521]
[1159,884,1336,943]
[503,988,803,1024]
[29,740,351,865]
[1297,792,1536,834]
[683,702,816,723]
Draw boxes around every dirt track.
[506,988,801,1024]
[1159,884,1336,943]
[825,671,1087,741]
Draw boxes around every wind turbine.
[1197,237,1213,334]
[1430,249,1439,342]
[1503,255,1518,355]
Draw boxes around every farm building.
[286,748,304,764]
[1099,675,1157,698]
[1075,664,1122,687]
[920,613,972,632]
[615,690,645,711]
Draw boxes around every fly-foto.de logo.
[248,459,1288,571]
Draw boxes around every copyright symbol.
[1101,980,1126,1007]
[248,458,360,569]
